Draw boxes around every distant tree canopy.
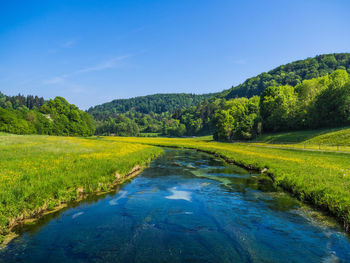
[88,53,350,138]
[222,53,350,99]
[3,53,349,139]
[0,92,45,110]
[173,99,223,136]
[95,115,140,136]
[89,93,216,136]
[88,93,215,117]
[0,95,95,136]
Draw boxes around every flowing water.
[1,150,350,262]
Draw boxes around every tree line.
[90,53,350,138]
[214,69,350,141]
[94,69,350,140]
[88,93,215,116]
[221,53,350,99]
[0,96,95,136]
[2,53,350,139]
[89,93,218,137]
[0,92,45,110]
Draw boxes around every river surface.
[1,149,350,262]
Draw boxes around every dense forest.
[88,93,215,116]
[2,53,350,139]
[0,92,45,109]
[221,53,350,99]
[88,93,217,136]
[214,69,350,141]
[0,95,94,136]
[89,53,350,138]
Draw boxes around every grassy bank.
[106,136,350,231]
[0,134,163,243]
[247,127,350,152]
[2,132,350,242]
[254,127,350,144]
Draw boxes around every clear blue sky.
[0,0,349,109]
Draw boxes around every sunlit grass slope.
[107,136,350,231]
[305,127,350,145]
[0,135,162,242]
[254,127,350,144]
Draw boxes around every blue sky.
[0,0,349,109]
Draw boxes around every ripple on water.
[109,190,128,205]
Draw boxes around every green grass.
[138,132,161,137]
[109,136,350,231]
[254,127,350,144]
[305,128,350,145]
[0,132,12,136]
[0,134,163,242]
[249,127,350,152]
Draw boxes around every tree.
[314,70,350,127]
[260,85,297,131]
[213,97,261,141]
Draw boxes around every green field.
[0,134,163,242]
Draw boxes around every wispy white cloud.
[42,55,132,85]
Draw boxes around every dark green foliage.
[95,116,139,136]
[0,92,45,110]
[223,53,350,99]
[88,93,215,116]
[0,96,95,136]
[89,53,350,137]
[89,93,216,137]
[162,119,186,137]
[174,99,223,136]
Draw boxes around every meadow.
[0,134,163,243]
[106,136,350,231]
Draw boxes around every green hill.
[88,93,215,117]
[221,53,350,99]
[88,53,350,137]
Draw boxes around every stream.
[1,149,350,262]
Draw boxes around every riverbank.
[106,136,350,232]
[0,135,163,244]
[3,149,350,262]
[2,134,350,245]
